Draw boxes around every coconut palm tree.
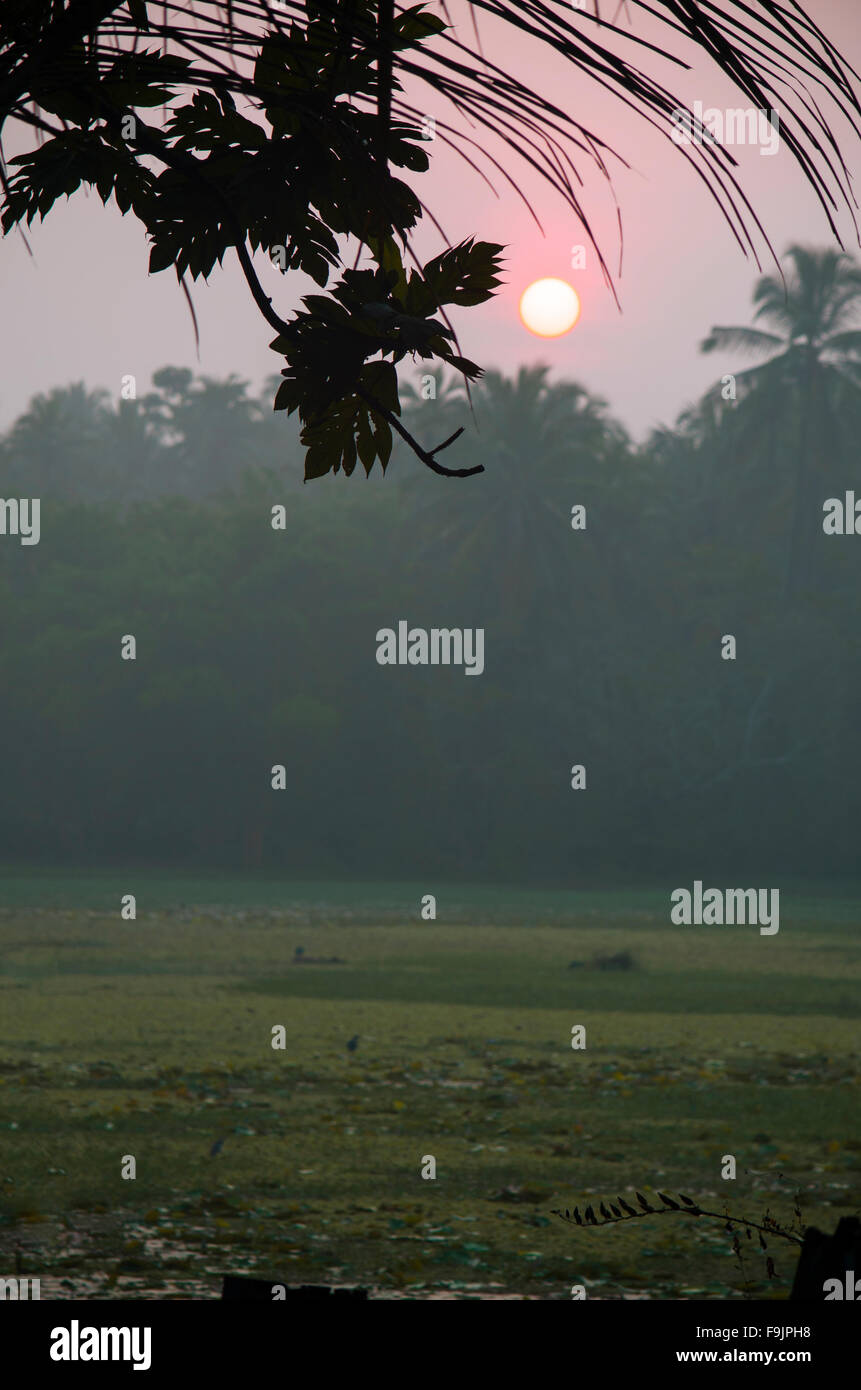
[701,245,861,599]
[403,364,631,627]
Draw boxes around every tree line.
[1,247,859,881]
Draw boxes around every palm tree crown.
[701,245,861,598]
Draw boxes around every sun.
[519,278,581,337]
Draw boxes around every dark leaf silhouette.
[4,2,861,482]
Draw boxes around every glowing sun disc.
[519,278,581,337]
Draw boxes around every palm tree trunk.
[784,350,818,604]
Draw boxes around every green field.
[0,873,858,1300]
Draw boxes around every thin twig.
[356,387,482,476]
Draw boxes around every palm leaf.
[700,325,784,356]
[822,329,861,356]
[5,0,861,281]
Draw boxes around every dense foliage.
[4,1,861,479]
[3,251,859,879]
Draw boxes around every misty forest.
[2,245,861,880]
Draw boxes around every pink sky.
[1,0,860,441]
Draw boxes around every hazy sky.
[2,0,860,441]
